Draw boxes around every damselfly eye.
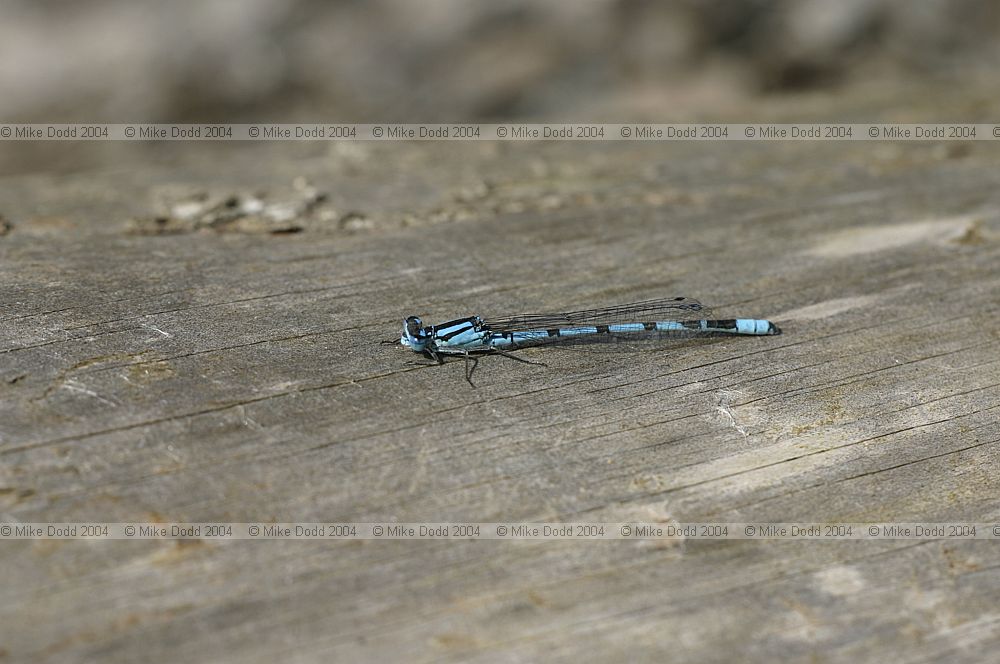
[405,316,423,337]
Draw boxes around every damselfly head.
[401,316,430,351]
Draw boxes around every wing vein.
[484,297,708,333]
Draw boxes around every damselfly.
[391,296,780,385]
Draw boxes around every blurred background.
[3,0,999,121]
[2,0,999,174]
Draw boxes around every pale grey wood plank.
[1,137,999,663]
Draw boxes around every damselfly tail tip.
[767,321,782,335]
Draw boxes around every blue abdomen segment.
[736,319,779,335]
[656,319,780,335]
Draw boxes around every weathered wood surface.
[2,134,999,662]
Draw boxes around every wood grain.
[1,135,999,662]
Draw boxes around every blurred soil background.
[2,0,1000,175]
